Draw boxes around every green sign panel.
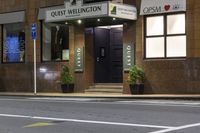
[123,43,135,71]
[75,47,84,72]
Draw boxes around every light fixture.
[65,21,68,25]
[97,19,101,22]
[77,19,82,24]
[39,67,47,73]
[97,25,123,29]
[113,18,116,21]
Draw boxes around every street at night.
[0,96,200,133]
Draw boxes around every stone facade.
[0,0,199,94]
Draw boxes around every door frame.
[93,25,123,83]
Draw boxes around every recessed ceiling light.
[77,20,82,24]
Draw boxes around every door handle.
[97,57,100,62]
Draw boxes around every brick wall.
[134,0,200,94]
[0,0,66,92]
[0,0,200,94]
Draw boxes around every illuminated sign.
[46,0,107,22]
[109,3,137,20]
[46,0,137,22]
[123,44,134,71]
[31,23,37,40]
[140,0,186,15]
[75,47,84,72]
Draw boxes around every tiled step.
[85,83,123,94]
[85,88,123,93]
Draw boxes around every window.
[3,23,25,63]
[146,16,164,36]
[145,13,186,59]
[42,22,69,62]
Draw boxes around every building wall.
[0,0,200,94]
[0,0,99,93]
[0,0,66,92]
[123,22,136,94]
[133,0,200,94]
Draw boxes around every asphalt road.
[0,96,200,133]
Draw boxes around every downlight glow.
[77,20,82,24]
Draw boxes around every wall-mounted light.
[39,67,47,73]
[113,18,116,21]
[97,19,101,22]
[65,21,68,25]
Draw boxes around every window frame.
[1,23,26,64]
[144,12,186,59]
[40,21,70,63]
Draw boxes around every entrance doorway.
[94,25,123,83]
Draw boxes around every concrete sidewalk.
[0,92,200,100]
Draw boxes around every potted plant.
[60,65,74,93]
[128,65,145,94]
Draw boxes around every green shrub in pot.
[60,65,74,93]
[128,65,145,94]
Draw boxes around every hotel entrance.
[43,0,137,93]
[94,25,123,83]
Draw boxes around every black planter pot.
[129,84,144,94]
[61,84,74,93]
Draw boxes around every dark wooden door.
[94,28,110,83]
[94,27,123,83]
[109,28,123,83]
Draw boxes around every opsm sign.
[140,0,186,15]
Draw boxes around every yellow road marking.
[24,122,55,128]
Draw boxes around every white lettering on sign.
[76,48,82,69]
[127,45,131,50]
[126,45,132,67]
[123,43,134,71]
[77,48,81,53]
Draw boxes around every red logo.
[164,5,170,11]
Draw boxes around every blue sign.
[31,23,37,40]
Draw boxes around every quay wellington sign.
[45,0,137,22]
